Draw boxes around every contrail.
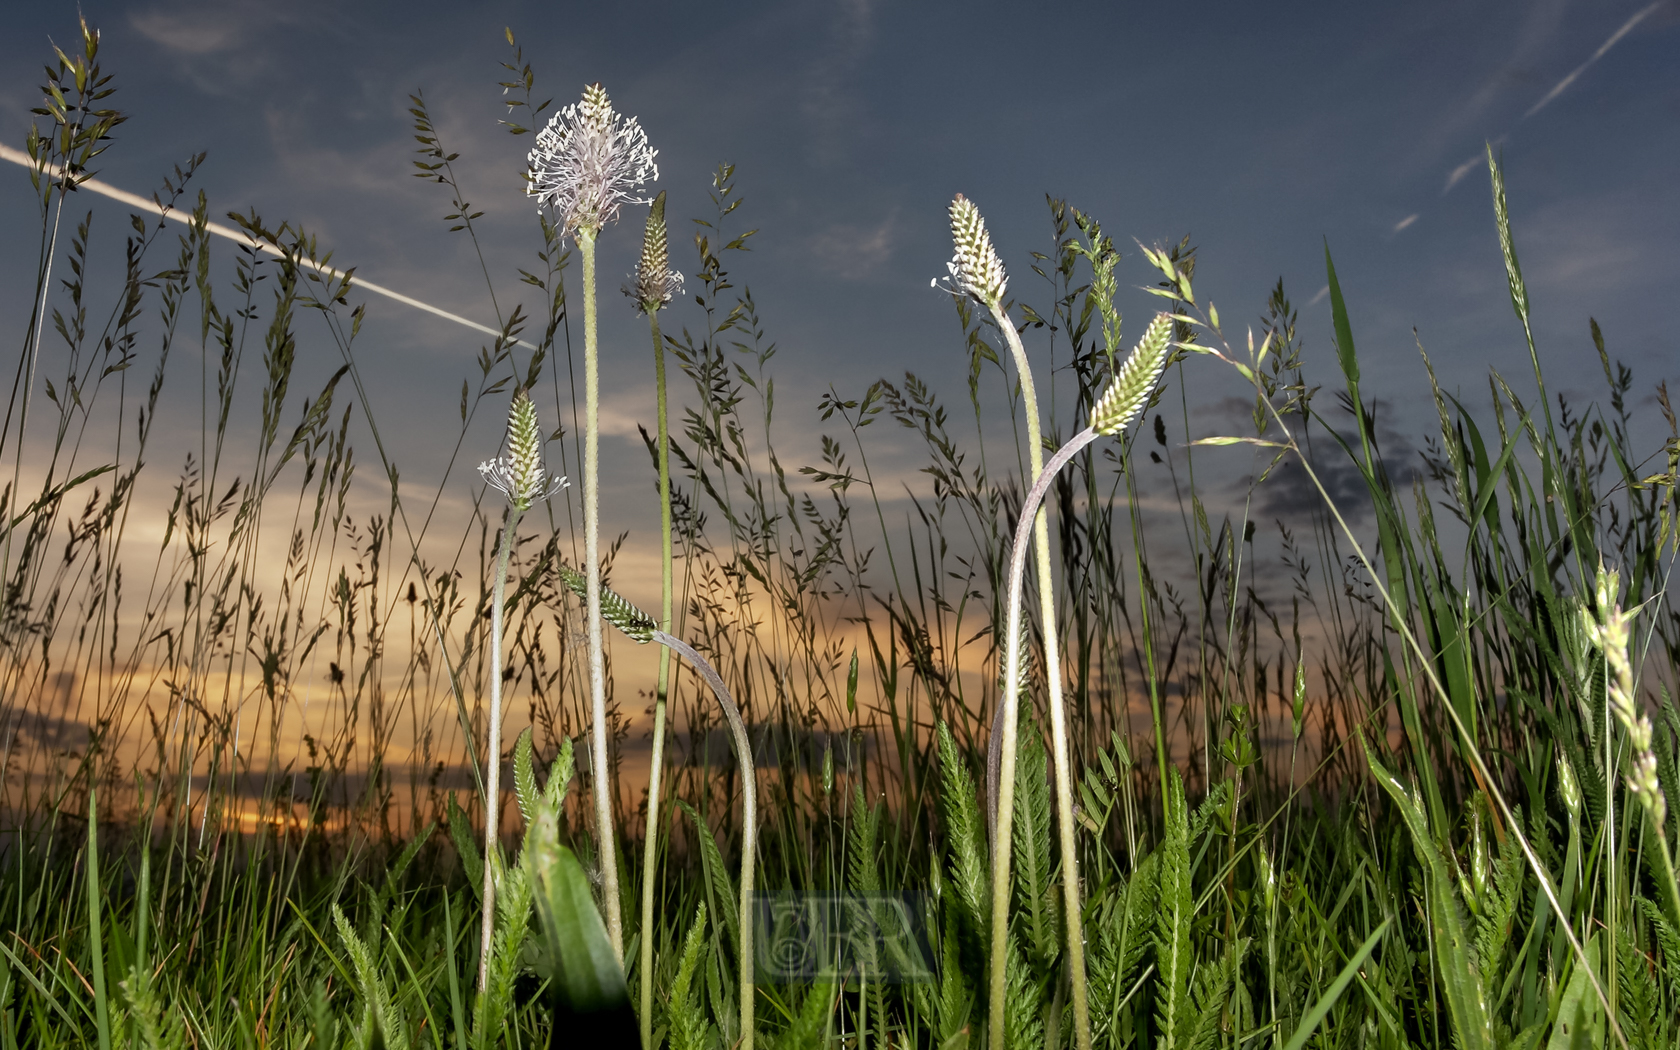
[1524,1,1662,119]
[0,142,537,351]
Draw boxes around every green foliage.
[4,27,1680,1050]
[668,902,712,1050]
[334,903,411,1050]
[1365,742,1496,1050]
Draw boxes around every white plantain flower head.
[627,190,683,313]
[527,83,658,238]
[479,391,568,512]
[934,193,1008,306]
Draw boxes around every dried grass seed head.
[527,82,658,238]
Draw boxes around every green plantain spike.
[1090,311,1173,436]
[558,563,656,643]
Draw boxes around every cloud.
[126,2,325,91]
[798,0,877,162]
[1392,213,1419,233]
[1443,153,1483,193]
[1414,0,1567,166]
[1524,1,1664,119]
[129,8,243,55]
[1307,285,1329,307]
[809,212,897,280]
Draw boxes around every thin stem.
[580,227,624,959]
[1255,386,1630,1049]
[478,509,519,991]
[984,300,1091,1050]
[638,306,674,1049]
[652,631,755,1050]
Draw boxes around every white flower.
[933,194,1008,305]
[479,392,568,510]
[527,83,658,238]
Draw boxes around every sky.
[1,0,1677,792]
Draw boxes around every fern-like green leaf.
[669,902,711,1050]
[1638,897,1680,1005]
[933,904,974,1044]
[1154,769,1194,1050]
[678,800,739,955]
[333,903,410,1050]
[849,784,883,899]
[1002,935,1045,1050]
[778,981,836,1050]
[1617,914,1670,1050]
[544,735,575,811]
[1012,711,1057,974]
[1473,818,1524,975]
[1183,938,1244,1050]
[1090,850,1159,1045]
[474,863,533,1049]
[513,727,538,827]
[937,720,989,951]
[117,962,186,1050]
[447,793,483,901]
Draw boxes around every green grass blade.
[85,787,111,1050]
[1281,919,1391,1050]
[1363,742,1496,1050]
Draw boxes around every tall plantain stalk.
[558,566,758,1050]
[941,195,1161,1050]
[628,190,683,1046]
[526,82,660,958]
[474,391,566,989]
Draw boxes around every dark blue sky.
[3,0,1677,633]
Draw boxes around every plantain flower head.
[934,194,1008,305]
[479,391,568,511]
[1091,313,1173,436]
[527,83,658,238]
[626,190,683,313]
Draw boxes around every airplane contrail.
[1524,1,1662,119]
[1442,3,1661,192]
[0,142,538,351]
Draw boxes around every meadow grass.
[2,22,1679,1049]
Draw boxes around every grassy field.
[3,22,1679,1049]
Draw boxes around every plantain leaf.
[1545,933,1604,1050]
[525,827,637,1045]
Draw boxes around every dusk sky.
[2,1,1677,776]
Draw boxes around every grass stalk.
[477,508,519,990]
[577,227,625,959]
[634,190,679,1048]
